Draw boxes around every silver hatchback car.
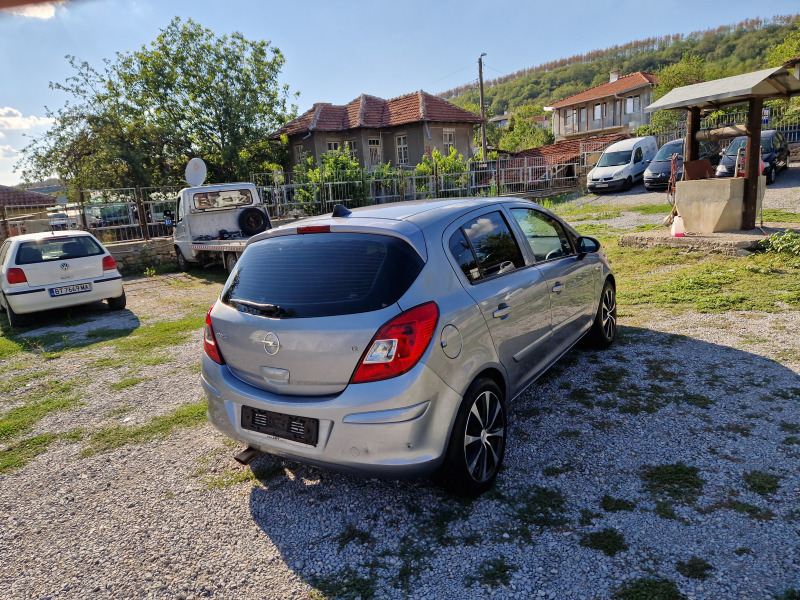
[202,197,616,495]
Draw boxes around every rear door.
[508,207,598,359]
[445,208,552,396]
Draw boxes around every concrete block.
[675,176,764,233]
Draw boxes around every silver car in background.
[202,197,616,495]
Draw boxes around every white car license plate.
[50,283,92,297]
[595,183,608,188]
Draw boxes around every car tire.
[442,378,506,497]
[584,280,617,349]
[225,253,238,273]
[108,290,127,311]
[238,208,268,236]
[176,248,189,272]
[767,166,776,184]
[623,177,633,191]
[5,299,28,329]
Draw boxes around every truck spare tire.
[238,208,268,236]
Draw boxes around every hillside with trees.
[444,15,800,118]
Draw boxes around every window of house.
[593,104,602,121]
[625,96,641,114]
[565,109,573,132]
[443,129,455,155]
[326,141,340,152]
[396,135,408,165]
[347,140,358,159]
[368,138,381,165]
[293,144,303,164]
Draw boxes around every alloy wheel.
[601,286,616,340]
[463,390,505,483]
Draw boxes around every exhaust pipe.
[234,446,264,465]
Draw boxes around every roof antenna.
[331,204,352,218]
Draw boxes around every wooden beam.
[686,106,700,162]
[695,125,749,141]
[742,97,763,230]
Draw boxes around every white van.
[587,136,658,193]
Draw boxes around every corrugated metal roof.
[646,67,800,112]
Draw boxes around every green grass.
[465,555,517,588]
[81,401,207,455]
[110,377,147,392]
[676,556,714,580]
[0,433,59,473]
[762,209,800,223]
[743,470,781,496]
[512,485,570,531]
[0,380,81,441]
[579,527,628,557]
[310,567,376,600]
[613,577,686,600]
[0,370,51,396]
[336,524,375,551]
[601,495,636,512]
[640,462,705,502]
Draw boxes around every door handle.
[493,305,512,318]
[551,283,565,294]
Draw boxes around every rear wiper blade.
[229,298,289,317]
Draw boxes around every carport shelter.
[645,60,800,231]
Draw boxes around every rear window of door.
[221,232,424,318]
[510,208,574,262]
[448,211,525,282]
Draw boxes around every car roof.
[8,230,96,243]
[604,136,652,152]
[731,130,775,142]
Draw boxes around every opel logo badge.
[60,262,69,271]
[263,332,280,355]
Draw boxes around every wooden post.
[742,97,763,230]
[78,191,89,230]
[0,205,8,241]
[686,107,700,162]
[135,186,150,240]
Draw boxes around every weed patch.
[310,567,376,600]
[743,470,780,496]
[465,555,517,588]
[336,524,375,551]
[676,556,713,580]
[641,462,704,502]
[0,380,81,440]
[110,377,147,392]
[82,401,207,455]
[613,577,685,600]
[512,485,570,531]
[601,495,636,512]
[580,527,628,557]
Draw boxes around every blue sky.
[1,0,798,186]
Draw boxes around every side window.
[510,208,574,262]
[176,198,183,223]
[450,211,525,282]
[634,147,643,163]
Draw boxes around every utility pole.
[478,53,488,161]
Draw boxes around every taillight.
[351,302,439,384]
[204,307,225,365]
[102,255,117,271]
[297,225,331,234]
[6,268,27,285]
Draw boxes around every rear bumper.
[202,355,462,478]
[3,276,124,314]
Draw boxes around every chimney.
[609,70,620,83]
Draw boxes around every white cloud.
[0,145,19,159]
[0,131,4,139]
[1,1,65,19]
[0,107,54,131]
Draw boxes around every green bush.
[760,230,800,257]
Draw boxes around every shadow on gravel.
[245,325,800,600]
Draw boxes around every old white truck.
[166,182,272,273]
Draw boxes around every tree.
[647,54,707,132]
[498,104,553,152]
[767,22,800,66]
[18,17,296,193]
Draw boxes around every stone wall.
[106,237,175,275]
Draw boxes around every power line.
[427,62,479,87]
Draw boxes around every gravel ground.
[2,174,800,600]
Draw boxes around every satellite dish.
[185,158,207,187]
[56,193,68,205]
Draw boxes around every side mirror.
[576,236,601,258]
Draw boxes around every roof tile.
[548,72,658,109]
[0,185,56,207]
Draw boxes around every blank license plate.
[50,283,92,297]
[241,406,319,446]
[595,183,608,188]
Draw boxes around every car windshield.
[596,151,632,167]
[725,136,771,156]
[16,236,104,265]
[221,232,424,318]
[653,143,683,162]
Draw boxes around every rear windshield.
[221,232,424,318]
[16,236,104,265]
[193,188,253,211]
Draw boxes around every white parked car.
[0,230,126,328]
[587,136,658,193]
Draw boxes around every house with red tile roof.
[0,185,56,208]
[271,90,483,169]
[545,71,658,142]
